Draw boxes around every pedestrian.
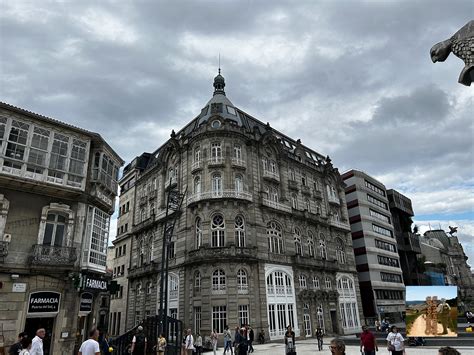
[223,326,233,355]
[360,325,378,355]
[315,327,323,351]
[30,328,45,355]
[386,326,404,355]
[19,338,32,355]
[233,327,240,355]
[194,333,202,355]
[9,332,28,355]
[131,326,147,355]
[329,338,346,355]
[98,331,110,355]
[374,320,380,332]
[78,328,100,355]
[210,329,218,355]
[236,328,248,355]
[248,326,254,353]
[284,325,295,355]
[258,329,265,344]
[185,329,194,355]
[157,333,166,355]
[438,346,461,355]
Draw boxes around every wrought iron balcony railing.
[208,157,225,166]
[187,190,253,204]
[30,244,77,266]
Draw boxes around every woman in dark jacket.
[284,326,295,355]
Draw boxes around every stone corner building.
[119,73,363,340]
[0,102,123,354]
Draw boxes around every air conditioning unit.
[3,234,11,243]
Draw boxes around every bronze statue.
[448,226,458,236]
[430,20,474,86]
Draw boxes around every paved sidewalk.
[238,338,474,355]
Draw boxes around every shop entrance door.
[24,317,55,354]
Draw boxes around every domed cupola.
[197,70,242,126]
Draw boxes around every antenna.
[218,53,221,75]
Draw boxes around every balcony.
[30,244,77,266]
[237,285,249,295]
[313,190,323,199]
[262,198,292,213]
[187,190,253,205]
[128,261,160,279]
[186,245,258,264]
[212,285,226,295]
[208,157,225,167]
[263,169,280,182]
[301,185,312,195]
[191,161,202,173]
[291,255,340,271]
[328,194,340,205]
[231,158,246,169]
[288,179,298,190]
[132,210,168,233]
[165,177,177,190]
[329,218,351,231]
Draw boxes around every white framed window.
[238,305,249,327]
[6,120,29,161]
[266,186,279,202]
[194,307,202,334]
[267,221,283,254]
[194,176,201,194]
[212,269,226,294]
[313,277,320,289]
[211,142,222,159]
[212,306,227,333]
[237,269,248,294]
[325,277,332,289]
[299,274,307,289]
[336,238,346,264]
[235,216,245,247]
[194,146,201,162]
[316,305,325,331]
[212,173,222,195]
[294,228,302,255]
[234,144,242,159]
[319,236,327,260]
[211,214,225,247]
[85,207,110,269]
[291,194,298,209]
[195,217,202,249]
[43,213,66,246]
[235,174,243,192]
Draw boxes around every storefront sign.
[28,291,60,314]
[12,283,27,292]
[79,292,93,315]
[83,275,109,291]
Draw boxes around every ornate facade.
[122,74,363,340]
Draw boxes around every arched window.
[237,269,248,294]
[313,276,320,289]
[194,271,201,292]
[266,271,293,296]
[212,269,226,293]
[307,231,315,257]
[195,217,202,249]
[262,157,268,171]
[269,187,279,202]
[194,146,201,162]
[234,144,242,159]
[291,194,298,209]
[146,282,152,294]
[211,214,225,247]
[316,305,325,331]
[305,198,311,212]
[212,173,222,195]
[267,221,283,254]
[43,213,66,246]
[194,176,201,194]
[336,238,346,264]
[299,274,307,289]
[325,277,332,289]
[319,235,327,260]
[235,174,243,192]
[294,228,302,255]
[235,216,245,247]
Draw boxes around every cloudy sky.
[1,1,472,265]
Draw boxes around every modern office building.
[342,170,405,323]
[387,189,423,285]
[115,73,363,340]
[0,102,123,354]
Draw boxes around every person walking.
[360,325,378,355]
[315,327,323,351]
[30,329,45,355]
[284,325,295,355]
[248,326,254,354]
[9,332,28,355]
[131,326,147,355]
[98,331,110,355]
[386,326,405,355]
[235,328,248,355]
[18,338,32,355]
[194,333,202,355]
[210,329,218,355]
[78,328,100,355]
[185,329,194,355]
[223,326,233,355]
[233,327,240,355]
[157,333,166,355]
[329,338,346,355]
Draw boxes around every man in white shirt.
[185,329,194,355]
[30,329,45,355]
[78,328,100,355]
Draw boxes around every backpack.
[134,333,146,352]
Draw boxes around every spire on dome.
[213,68,225,96]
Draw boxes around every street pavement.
[242,338,474,355]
